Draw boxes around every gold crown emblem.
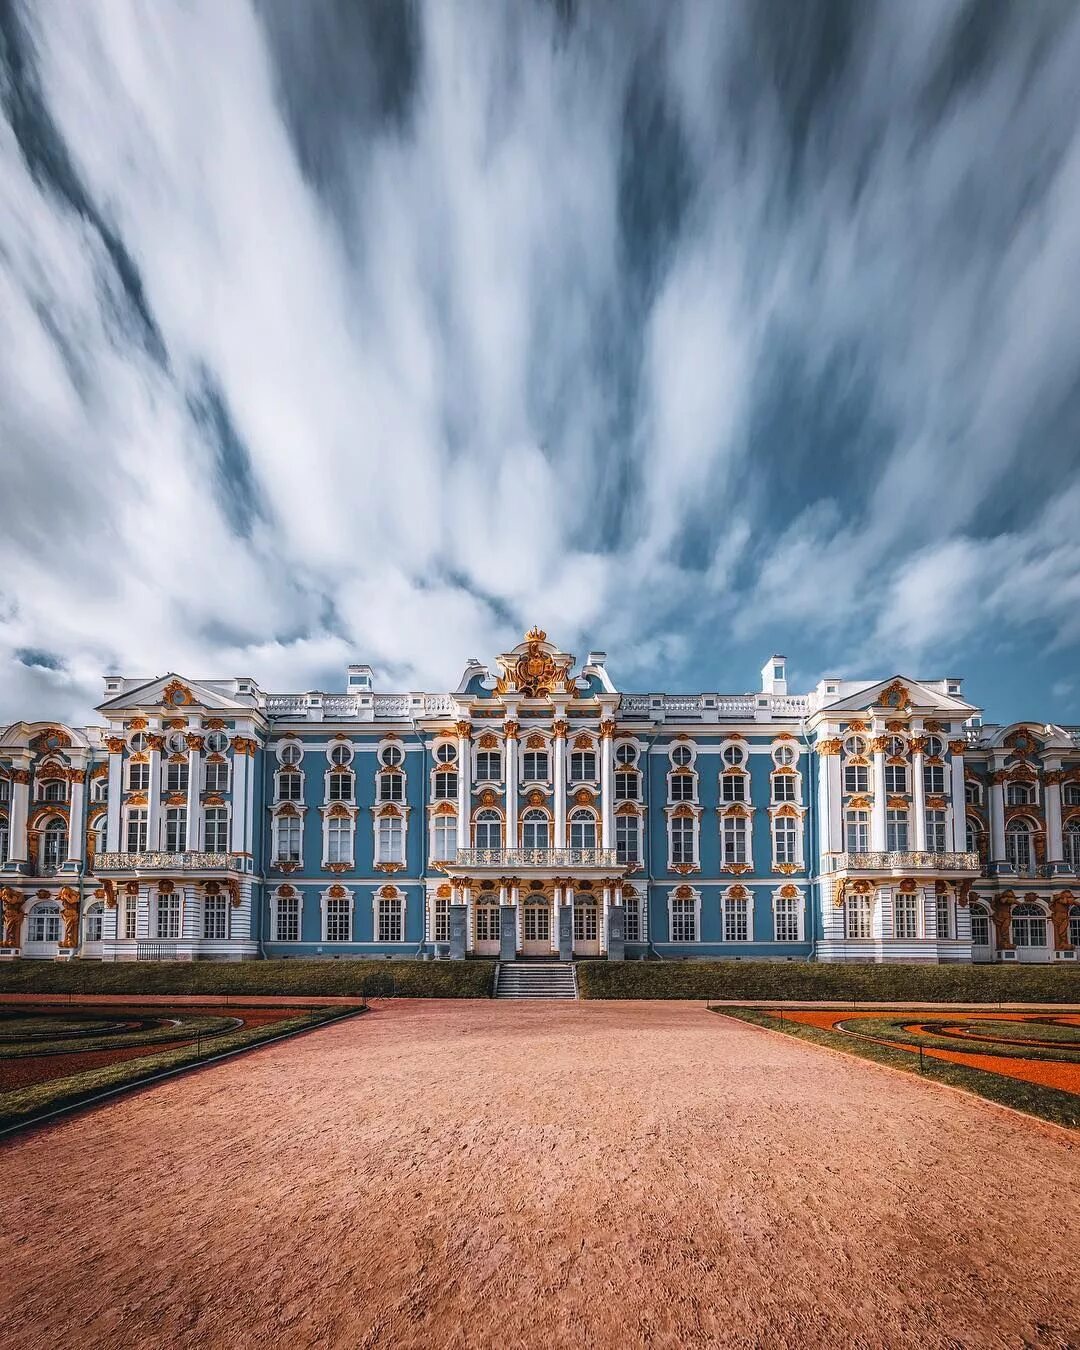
[525,625,547,643]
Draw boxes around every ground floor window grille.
[894,891,919,940]
[670,896,696,943]
[774,897,800,943]
[475,905,500,943]
[573,903,598,942]
[276,895,300,942]
[925,811,948,852]
[433,897,450,942]
[326,896,351,942]
[623,896,641,943]
[1011,904,1045,947]
[204,895,228,940]
[970,906,990,946]
[378,897,404,943]
[935,894,952,940]
[29,902,61,943]
[845,894,871,939]
[156,893,180,940]
[724,897,749,942]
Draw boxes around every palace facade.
[1,629,1079,966]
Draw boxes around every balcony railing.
[828,851,981,872]
[94,852,243,872]
[455,847,619,868]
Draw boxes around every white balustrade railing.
[827,851,980,872]
[94,852,243,872]
[455,847,619,868]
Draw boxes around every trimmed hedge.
[577,960,1080,1003]
[0,958,496,999]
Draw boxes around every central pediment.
[494,627,577,698]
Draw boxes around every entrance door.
[1011,905,1051,963]
[573,901,600,956]
[475,903,501,956]
[523,901,551,956]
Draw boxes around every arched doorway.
[1011,901,1051,963]
[522,891,552,956]
[573,894,600,956]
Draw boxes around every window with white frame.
[128,731,147,753]
[204,759,229,793]
[670,814,696,866]
[1010,902,1046,947]
[433,768,457,800]
[0,818,8,866]
[326,814,353,864]
[378,770,403,802]
[966,821,980,855]
[127,761,150,792]
[42,819,67,870]
[721,744,745,768]
[204,807,228,852]
[935,892,952,939]
[126,809,148,853]
[433,813,457,860]
[885,736,906,758]
[845,892,872,939]
[280,742,302,766]
[671,744,694,767]
[39,778,67,802]
[965,779,982,805]
[970,904,990,946]
[772,773,796,803]
[925,810,948,851]
[435,742,456,766]
[1006,822,1033,871]
[1064,820,1080,869]
[570,749,597,781]
[1064,784,1080,807]
[774,894,801,942]
[721,815,748,866]
[277,768,302,801]
[772,814,798,865]
[670,772,695,802]
[376,814,404,864]
[843,735,866,756]
[433,896,450,942]
[0,777,9,803]
[165,759,189,793]
[328,771,353,801]
[886,808,909,851]
[1069,905,1080,948]
[275,814,302,862]
[614,770,640,800]
[205,731,229,754]
[329,743,353,769]
[844,763,868,794]
[569,809,597,850]
[166,732,187,756]
[164,807,187,853]
[773,744,796,768]
[325,895,351,942]
[84,901,104,943]
[378,895,404,942]
[474,809,502,849]
[923,763,946,795]
[122,891,138,939]
[475,750,502,782]
[670,894,696,942]
[522,749,548,781]
[475,903,500,943]
[624,892,641,942]
[1006,781,1035,806]
[721,772,747,803]
[884,764,908,795]
[845,810,869,852]
[724,893,749,941]
[521,809,549,849]
[203,893,228,940]
[91,776,108,802]
[275,893,300,941]
[156,891,180,939]
[893,889,919,939]
[29,901,61,943]
[615,812,640,864]
[380,745,404,769]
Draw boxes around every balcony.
[94,852,244,873]
[827,851,980,873]
[454,847,620,870]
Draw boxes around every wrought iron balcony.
[94,852,244,872]
[828,851,981,873]
[454,847,619,868]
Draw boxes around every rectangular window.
[127,762,150,792]
[377,816,404,863]
[328,772,353,801]
[156,893,180,940]
[670,897,696,942]
[923,764,945,795]
[277,770,302,801]
[570,751,597,781]
[126,810,148,853]
[774,897,800,943]
[772,774,796,802]
[433,770,458,800]
[276,816,302,862]
[671,816,696,865]
[203,895,228,940]
[433,897,450,943]
[204,808,228,852]
[378,898,404,943]
[204,760,229,792]
[884,765,908,795]
[773,817,797,865]
[616,813,640,864]
[327,817,353,864]
[624,896,641,943]
[925,810,948,852]
[433,816,457,861]
[123,893,138,940]
[722,816,748,865]
[721,773,747,803]
[165,808,187,853]
[522,751,548,781]
[894,891,919,940]
[844,764,868,794]
[886,809,909,851]
[935,894,952,940]
[845,811,869,853]
[845,896,872,940]
[724,898,748,942]
[614,771,639,800]
[378,772,403,802]
[165,760,189,793]
[275,895,300,942]
[970,908,990,947]
[326,897,351,942]
[670,773,695,802]
[475,752,501,782]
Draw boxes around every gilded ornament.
[525,733,546,749]
[11,769,30,784]
[908,736,928,754]
[146,735,166,752]
[1,888,24,947]
[674,884,695,899]
[552,720,569,739]
[128,718,148,731]
[105,737,126,754]
[327,884,347,898]
[778,883,800,898]
[847,720,868,733]
[878,680,911,711]
[598,719,616,740]
[494,630,575,699]
[869,737,889,754]
[948,740,967,755]
[161,679,194,707]
[503,721,520,741]
[478,732,499,750]
[323,862,351,873]
[185,734,205,752]
[455,721,473,740]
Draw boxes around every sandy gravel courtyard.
[2,1000,1078,1349]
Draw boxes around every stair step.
[495,962,578,999]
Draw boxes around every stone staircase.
[495,961,578,999]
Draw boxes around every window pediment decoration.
[478,732,499,749]
[479,789,497,806]
[327,884,348,898]
[162,679,194,707]
[885,720,907,733]
[726,884,750,899]
[165,792,186,806]
[1004,728,1040,756]
[925,795,947,810]
[436,882,452,898]
[847,795,871,810]
[527,789,546,806]
[376,803,403,817]
[615,801,641,816]
[525,733,546,749]
[771,803,801,818]
[324,803,353,819]
[573,733,593,750]
[574,788,594,805]
[494,628,575,698]
[1008,762,1037,781]
[378,884,400,898]
[91,764,109,779]
[720,803,750,818]
[674,884,696,899]
[277,884,296,897]
[432,801,456,816]
[886,795,908,810]
[31,729,72,753]
[671,803,699,818]
[778,884,801,899]
[37,761,68,779]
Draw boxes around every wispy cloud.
[2,0,1079,723]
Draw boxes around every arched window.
[1069,905,1080,949]
[204,807,228,852]
[521,809,549,850]
[203,889,229,940]
[40,778,67,803]
[1006,782,1035,806]
[970,903,991,947]
[28,901,61,943]
[83,900,104,944]
[1063,819,1080,870]
[91,776,108,803]
[845,892,872,940]
[569,809,596,850]
[42,818,68,870]
[965,821,980,855]
[474,809,502,850]
[1011,902,1046,948]
[89,814,107,856]
[1005,820,1033,873]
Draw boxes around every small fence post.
[919,1045,925,1073]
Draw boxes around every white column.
[989,772,1007,864]
[146,740,163,851]
[7,762,30,863]
[911,743,927,852]
[456,722,472,850]
[463,884,474,953]
[1045,770,1064,865]
[186,737,203,853]
[551,883,561,953]
[600,721,614,850]
[614,883,623,907]
[949,743,967,852]
[553,718,567,848]
[513,883,522,954]
[106,741,123,852]
[504,723,519,849]
[816,739,840,861]
[244,744,256,856]
[229,746,248,853]
[871,740,887,851]
[601,883,611,954]
[498,881,508,907]
[66,768,86,864]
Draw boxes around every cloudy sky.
[2,0,1080,727]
